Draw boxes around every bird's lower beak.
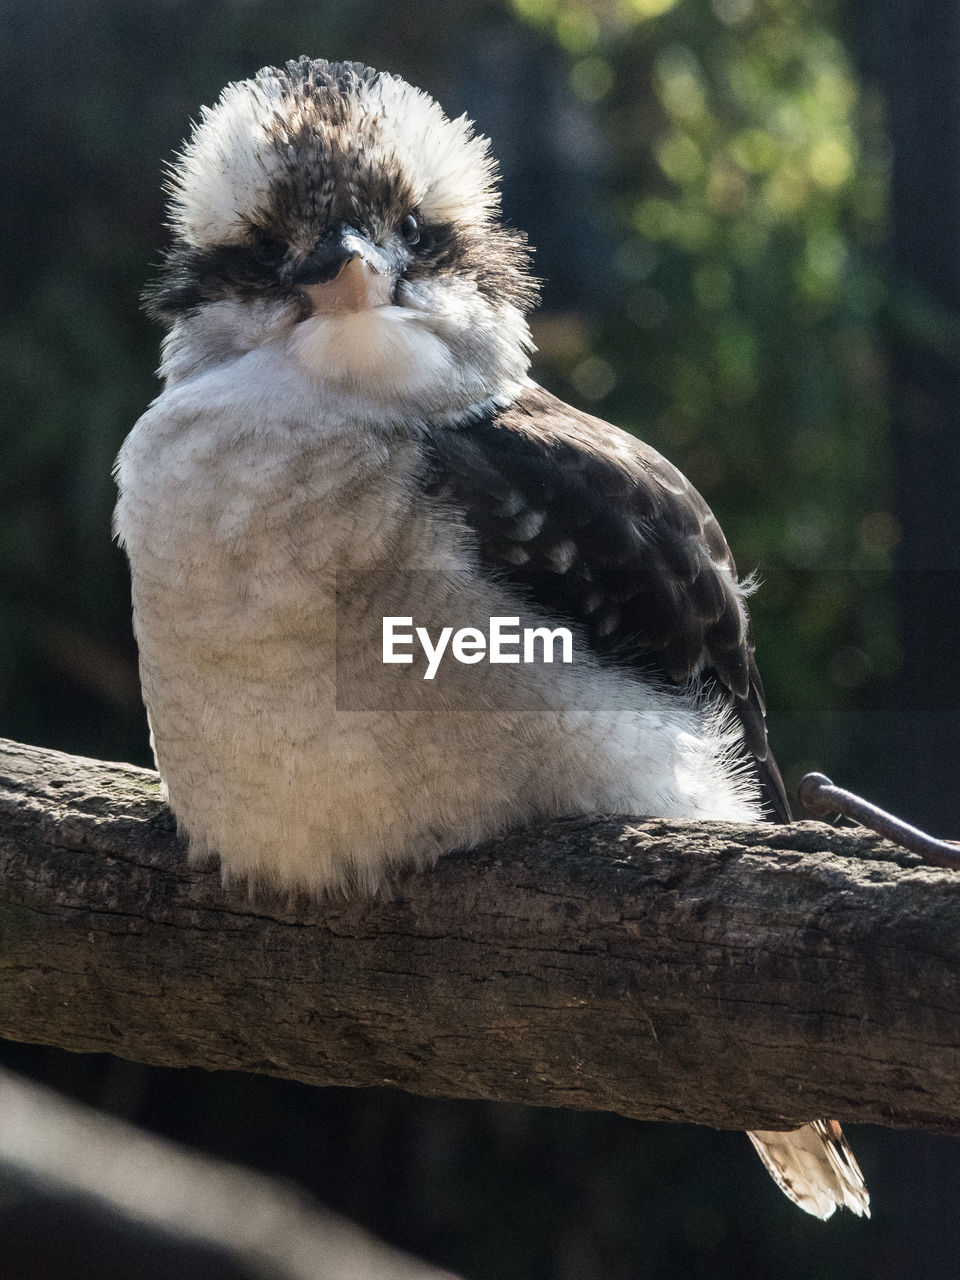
[294,225,396,316]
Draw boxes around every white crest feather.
[370,74,500,224]
[166,74,286,247]
[165,62,501,250]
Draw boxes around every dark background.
[2,0,959,1276]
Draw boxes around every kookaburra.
[114,56,869,1221]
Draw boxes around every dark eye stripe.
[252,230,288,266]
[145,212,535,324]
[143,241,298,320]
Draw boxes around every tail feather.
[747,1120,870,1220]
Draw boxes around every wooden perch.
[2,736,959,1135]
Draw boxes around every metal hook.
[797,772,960,871]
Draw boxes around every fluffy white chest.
[115,363,427,890]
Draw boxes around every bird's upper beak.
[293,224,396,316]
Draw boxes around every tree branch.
[0,1066,459,1280]
[2,736,959,1134]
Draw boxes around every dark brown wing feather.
[422,385,791,821]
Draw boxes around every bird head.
[149,57,537,419]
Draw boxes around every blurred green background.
[2,0,959,1276]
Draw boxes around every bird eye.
[252,230,287,267]
[400,214,421,247]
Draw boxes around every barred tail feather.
[747,1120,870,1220]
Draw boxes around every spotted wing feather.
[422,385,791,820]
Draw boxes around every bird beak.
[294,224,396,315]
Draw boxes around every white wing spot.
[500,545,531,566]
[595,606,621,637]
[498,490,526,518]
[548,539,577,573]
[512,509,546,541]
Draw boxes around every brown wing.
[422,384,791,821]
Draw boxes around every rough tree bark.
[1,736,959,1135]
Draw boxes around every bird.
[113,56,869,1221]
